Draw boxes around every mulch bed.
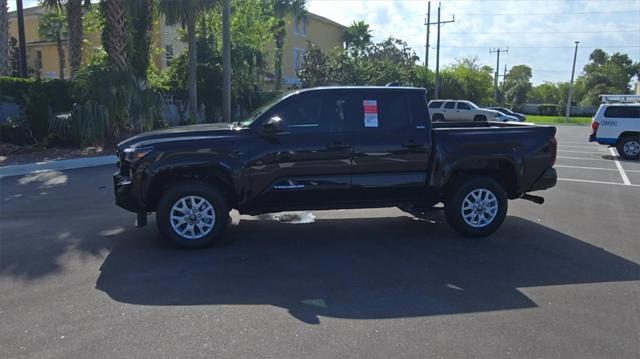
[0,143,118,166]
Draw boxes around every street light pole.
[565,41,580,121]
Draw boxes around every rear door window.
[604,106,640,118]
[351,91,411,130]
[444,101,455,109]
[457,102,471,110]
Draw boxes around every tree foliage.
[503,64,532,107]
[578,49,640,105]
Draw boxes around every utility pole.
[428,2,454,99]
[501,64,507,106]
[16,0,27,77]
[490,47,508,105]
[565,41,580,121]
[424,1,431,68]
[222,0,231,123]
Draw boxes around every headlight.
[123,146,154,163]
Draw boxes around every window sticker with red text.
[363,100,379,127]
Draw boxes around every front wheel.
[156,182,231,248]
[473,115,487,122]
[616,136,640,160]
[444,177,508,237]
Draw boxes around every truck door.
[245,91,355,211]
[442,101,456,120]
[456,101,473,121]
[350,90,432,202]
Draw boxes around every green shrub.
[0,116,34,145]
[49,101,110,146]
[538,104,560,116]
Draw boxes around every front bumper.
[113,172,143,213]
[528,167,557,192]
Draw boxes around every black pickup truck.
[114,86,557,248]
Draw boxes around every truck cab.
[589,95,640,160]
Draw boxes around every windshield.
[238,92,292,127]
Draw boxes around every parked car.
[589,96,640,160]
[488,107,526,122]
[428,100,518,122]
[114,86,558,248]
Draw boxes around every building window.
[293,48,303,72]
[294,16,306,36]
[165,45,174,66]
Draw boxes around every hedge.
[0,76,75,143]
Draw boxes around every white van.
[589,95,640,160]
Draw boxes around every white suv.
[589,96,640,160]
[428,100,519,122]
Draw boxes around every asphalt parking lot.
[1,125,639,358]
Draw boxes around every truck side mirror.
[262,116,286,134]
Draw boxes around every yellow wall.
[8,6,345,86]
[277,14,345,88]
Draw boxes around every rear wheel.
[444,177,507,237]
[156,182,231,248]
[473,115,487,122]
[432,114,444,122]
[616,136,640,160]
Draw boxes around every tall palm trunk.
[103,0,127,72]
[56,34,65,79]
[187,18,197,122]
[66,0,82,79]
[0,0,8,75]
[274,31,284,90]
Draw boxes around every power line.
[448,29,640,35]
[455,10,639,16]
[436,45,640,49]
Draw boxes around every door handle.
[327,142,351,150]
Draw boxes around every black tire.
[444,176,508,237]
[156,182,231,249]
[616,136,640,160]
[473,115,487,122]
[433,114,444,122]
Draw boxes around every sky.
[307,0,640,85]
[10,0,640,85]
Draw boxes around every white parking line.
[558,156,611,162]
[558,178,640,187]
[558,150,605,154]
[560,141,596,145]
[560,145,606,151]
[609,148,631,185]
[556,164,640,173]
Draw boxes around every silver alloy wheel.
[623,140,640,157]
[170,195,216,240]
[461,188,499,228]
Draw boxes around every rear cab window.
[603,106,640,119]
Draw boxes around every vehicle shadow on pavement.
[95,215,640,324]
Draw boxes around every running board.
[521,193,544,204]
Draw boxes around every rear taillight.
[549,136,557,166]
[591,121,599,135]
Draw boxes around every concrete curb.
[0,155,117,179]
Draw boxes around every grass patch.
[525,115,592,125]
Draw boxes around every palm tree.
[125,0,153,80]
[0,0,9,75]
[266,0,306,90]
[38,11,68,79]
[102,0,126,71]
[40,0,85,79]
[156,0,214,121]
[344,20,372,54]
